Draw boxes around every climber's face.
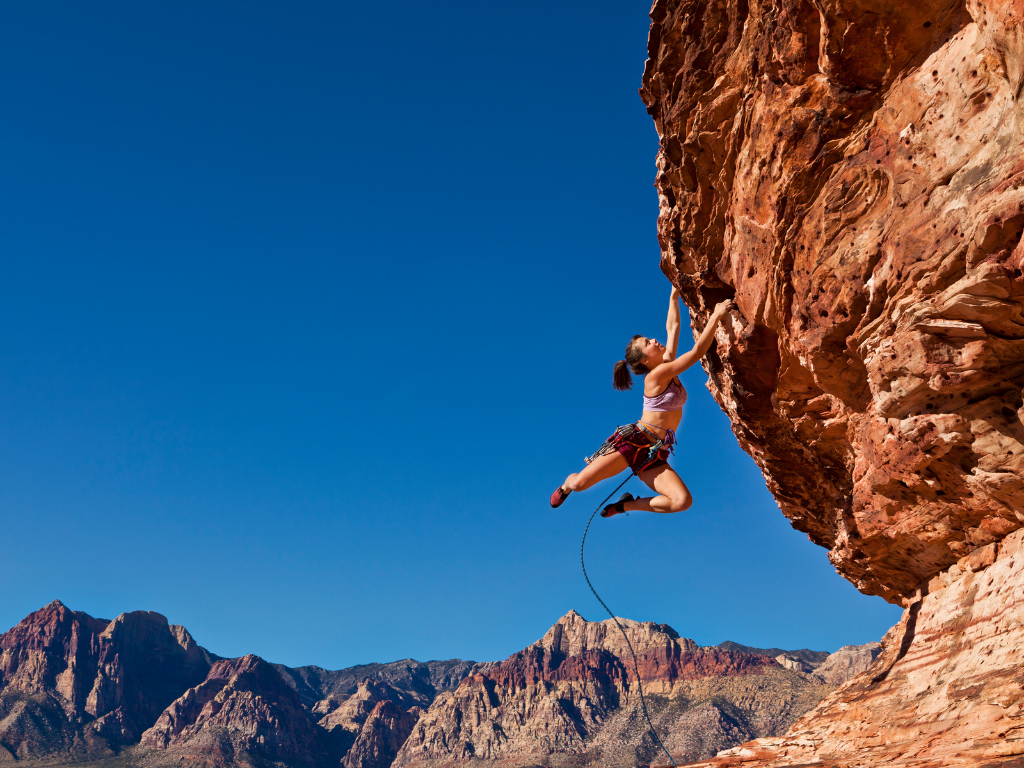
[640,337,665,366]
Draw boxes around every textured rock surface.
[641,0,1024,603]
[683,527,1024,767]
[393,611,835,767]
[139,654,326,768]
[0,601,213,759]
[343,701,421,768]
[0,602,487,768]
[317,679,427,735]
[639,0,1024,762]
[809,641,881,686]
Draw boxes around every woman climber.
[550,286,733,518]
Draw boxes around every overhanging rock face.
[641,0,1024,603]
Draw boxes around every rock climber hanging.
[550,285,733,518]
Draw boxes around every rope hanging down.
[580,475,678,768]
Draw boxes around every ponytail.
[612,360,633,391]
[612,335,648,391]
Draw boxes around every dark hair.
[612,334,649,391]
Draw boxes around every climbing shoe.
[601,492,634,518]
[550,486,571,508]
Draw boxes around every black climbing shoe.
[601,492,634,518]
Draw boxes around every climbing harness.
[580,474,678,768]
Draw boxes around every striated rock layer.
[642,0,1024,604]
[684,527,1024,767]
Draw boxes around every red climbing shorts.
[585,423,671,475]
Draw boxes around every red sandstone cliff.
[639,0,1024,762]
[641,0,1024,604]
[0,600,213,759]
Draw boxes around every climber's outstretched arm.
[665,286,681,360]
[648,299,732,390]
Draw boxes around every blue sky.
[0,1,902,668]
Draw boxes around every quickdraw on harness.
[580,473,679,768]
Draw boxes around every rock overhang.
[641,0,1024,603]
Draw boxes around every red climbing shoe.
[550,486,571,508]
[601,492,634,518]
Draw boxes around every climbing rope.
[580,475,678,768]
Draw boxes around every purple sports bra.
[642,378,687,412]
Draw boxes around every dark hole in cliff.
[876,160,882,164]
[924,21,932,27]
[932,70,938,77]
[665,137,683,166]
[972,70,978,77]
[747,266,755,278]
[699,286,736,310]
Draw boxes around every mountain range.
[0,601,879,768]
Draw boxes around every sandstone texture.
[683,528,1024,767]
[639,0,1024,763]
[393,610,852,768]
[642,0,1024,603]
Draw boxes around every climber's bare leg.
[562,451,629,493]
[622,464,692,513]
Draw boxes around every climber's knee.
[669,491,692,513]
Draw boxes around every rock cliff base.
[680,528,1024,768]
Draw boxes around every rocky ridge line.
[0,602,872,768]
[393,610,870,768]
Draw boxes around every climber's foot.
[601,492,634,518]
[550,486,571,508]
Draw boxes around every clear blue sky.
[0,1,901,668]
